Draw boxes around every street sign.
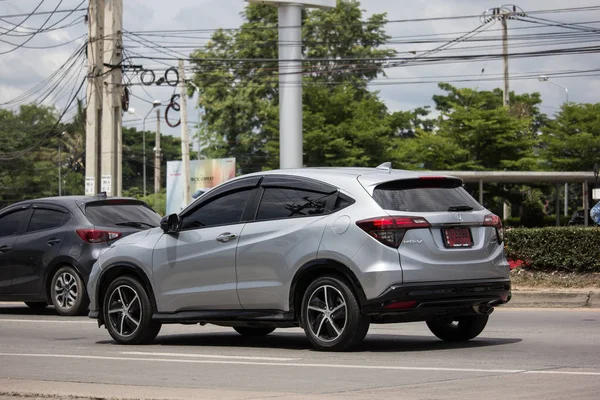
[593,188,600,200]
[246,0,335,9]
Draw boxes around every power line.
[0,6,87,19]
[0,0,63,55]
[0,0,45,37]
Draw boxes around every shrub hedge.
[503,216,571,228]
[504,227,600,273]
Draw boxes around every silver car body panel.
[152,224,244,311]
[236,216,329,310]
[88,167,510,317]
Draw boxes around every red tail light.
[483,214,503,243]
[356,216,431,248]
[76,229,122,243]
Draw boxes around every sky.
[1,0,599,147]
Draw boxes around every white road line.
[0,319,95,324]
[524,370,600,376]
[1,352,599,376]
[121,351,299,361]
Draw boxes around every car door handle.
[0,245,11,254]
[47,238,61,246]
[216,233,237,243]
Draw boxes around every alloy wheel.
[54,271,78,310]
[107,285,142,337]
[306,285,348,342]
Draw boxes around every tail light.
[356,216,431,248]
[76,229,122,243]
[484,214,503,244]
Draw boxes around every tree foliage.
[542,103,600,171]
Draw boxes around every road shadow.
[96,330,522,353]
[0,304,60,316]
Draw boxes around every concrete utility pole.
[154,109,161,194]
[501,17,509,107]
[247,0,336,169]
[278,5,303,169]
[100,0,123,196]
[179,60,191,205]
[84,0,104,196]
[483,5,523,107]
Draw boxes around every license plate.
[443,227,473,248]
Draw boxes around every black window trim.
[178,187,260,232]
[179,176,263,219]
[25,205,71,234]
[0,205,32,238]
[248,177,355,224]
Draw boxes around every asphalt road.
[0,303,599,400]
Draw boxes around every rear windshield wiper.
[447,205,474,212]
[114,221,157,228]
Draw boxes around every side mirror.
[160,214,180,234]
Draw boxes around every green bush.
[140,190,166,216]
[504,215,571,228]
[520,190,546,228]
[505,227,600,273]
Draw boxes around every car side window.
[180,189,253,230]
[256,188,332,221]
[0,209,29,238]
[27,209,68,233]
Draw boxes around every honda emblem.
[455,213,463,222]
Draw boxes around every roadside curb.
[507,290,600,308]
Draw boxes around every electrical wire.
[0,0,63,56]
[0,0,45,37]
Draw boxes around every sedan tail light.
[483,214,503,244]
[76,229,122,243]
[356,216,431,248]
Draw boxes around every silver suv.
[87,166,511,351]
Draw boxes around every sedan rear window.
[372,178,483,213]
[84,201,161,228]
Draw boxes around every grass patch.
[511,268,600,289]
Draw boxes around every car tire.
[25,301,48,309]
[50,266,89,316]
[426,315,489,342]
[300,275,370,352]
[233,327,275,336]
[103,275,161,345]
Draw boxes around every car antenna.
[376,162,392,174]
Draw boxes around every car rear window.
[372,178,483,213]
[84,200,161,227]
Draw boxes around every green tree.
[432,83,543,171]
[121,127,182,192]
[190,0,398,172]
[542,102,600,171]
[0,104,63,206]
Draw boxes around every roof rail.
[376,162,392,173]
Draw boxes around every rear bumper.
[362,279,511,323]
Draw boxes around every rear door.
[0,207,30,294]
[235,176,337,310]
[12,205,70,295]
[367,177,508,283]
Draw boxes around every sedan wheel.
[50,266,89,316]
